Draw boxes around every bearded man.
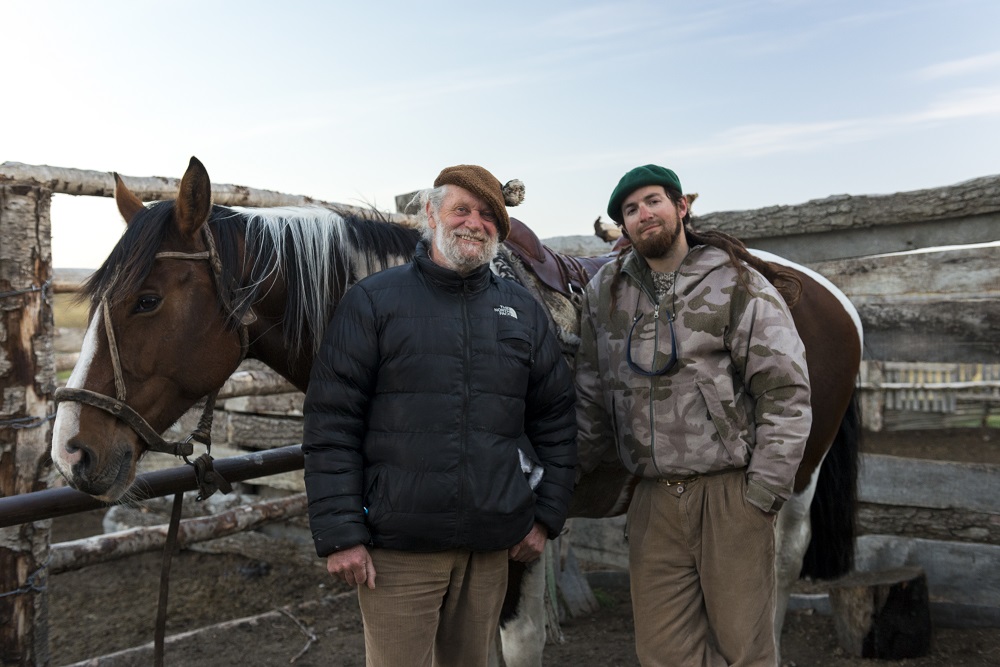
[302,164,577,667]
[575,164,812,667]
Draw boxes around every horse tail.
[500,560,528,626]
[800,390,862,579]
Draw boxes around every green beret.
[607,164,683,223]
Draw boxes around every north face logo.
[495,305,518,319]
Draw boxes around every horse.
[51,157,862,664]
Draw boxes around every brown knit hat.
[433,164,524,241]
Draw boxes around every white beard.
[434,224,499,274]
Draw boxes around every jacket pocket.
[696,378,750,467]
[363,466,388,527]
[497,324,534,367]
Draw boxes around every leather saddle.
[503,217,616,300]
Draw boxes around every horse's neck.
[241,269,314,392]
[240,235,414,393]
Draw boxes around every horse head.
[51,157,248,500]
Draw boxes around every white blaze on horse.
[50,157,862,664]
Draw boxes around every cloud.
[915,51,1000,80]
[677,86,1000,160]
[552,84,1000,171]
[905,86,1000,121]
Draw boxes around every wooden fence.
[1,163,999,665]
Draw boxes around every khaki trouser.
[357,548,508,667]
[627,470,778,667]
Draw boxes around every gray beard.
[434,225,499,275]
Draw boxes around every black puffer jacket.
[303,241,577,556]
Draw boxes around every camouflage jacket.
[575,244,811,512]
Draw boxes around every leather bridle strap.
[53,385,199,457]
[52,226,249,458]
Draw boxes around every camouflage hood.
[575,244,812,511]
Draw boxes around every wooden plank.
[570,516,628,569]
[812,245,1000,363]
[858,298,1000,363]
[815,245,999,301]
[859,454,1000,514]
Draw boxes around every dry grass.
[53,292,90,329]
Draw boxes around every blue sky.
[5,0,1000,268]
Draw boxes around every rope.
[0,560,49,599]
[0,414,55,429]
[154,492,185,667]
[0,280,50,302]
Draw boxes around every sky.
[4,0,1000,269]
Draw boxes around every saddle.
[503,217,616,299]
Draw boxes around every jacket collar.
[621,243,730,298]
[414,240,494,294]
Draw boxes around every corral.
[2,162,999,665]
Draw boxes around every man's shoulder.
[353,261,415,289]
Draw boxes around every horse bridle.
[53,226,250,463]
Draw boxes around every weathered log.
[49,493,307,574]
[699,175,1000,261]
[223,392,304,416]
[0,182,55,666]
[226,412,304,450]
[828,566,932,659]
[217,368,296,399]
[55,352,79,372]
[0,161,419,226]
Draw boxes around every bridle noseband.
[53,226,250,462]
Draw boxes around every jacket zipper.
[457,283,471,543]
[649,300,663,478]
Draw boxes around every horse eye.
[133,295,162,314]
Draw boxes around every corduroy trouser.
[627,470,778,667]
[357,547,508,667]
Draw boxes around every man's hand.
[326,544,376,589]
[508,522,548,563]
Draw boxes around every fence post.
[0,183,55,666]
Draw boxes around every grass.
[53,293,90,329]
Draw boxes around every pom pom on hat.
[503,179,525,207]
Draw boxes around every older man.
[303,164,577,667]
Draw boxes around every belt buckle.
[660,474,699,494]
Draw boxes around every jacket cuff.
[745,478,784,514]
[313,524,371,558]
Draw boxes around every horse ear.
[175,156,213,239]
[113,172,146,225]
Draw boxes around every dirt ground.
[47,427,1000,667]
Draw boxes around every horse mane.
[685,226,804,307]
[236,206,420,359]
[85,202,421,361]
[84,201,176,307]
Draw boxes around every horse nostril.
[65,438,93,471]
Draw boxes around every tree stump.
[828,566,932,659]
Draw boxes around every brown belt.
[656,467,739,487]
